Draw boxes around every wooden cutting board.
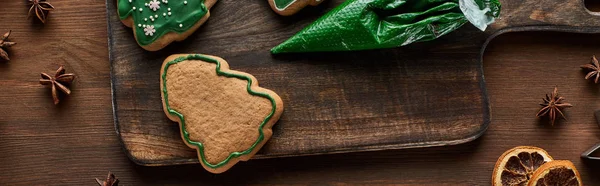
[107,0,600,166]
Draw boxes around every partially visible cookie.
[268,0,325,16]
[160,54,284,173]
[116,0,217,51]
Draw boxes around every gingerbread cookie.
[268,0,325,16]
[117,0,217,51]
[160,54,284,173]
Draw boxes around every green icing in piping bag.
[271,0,501,53]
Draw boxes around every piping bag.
[271,0,501,54]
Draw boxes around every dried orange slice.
[528,160,582,186]
[492,146,554,186]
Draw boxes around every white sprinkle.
[144,18,148,21]
[163,13,167,16]
[148,0,161,11]
[168,12,171,16]
[154,15,158,18]
[184,1,187,5]
[138,24,141,27]
[128,0,132,2]
[179,24,183,27]
[144,3,148,6]
[132,6,136,10]
[168,8,171,11]
[139,8,142,12]
[144,25,156,36]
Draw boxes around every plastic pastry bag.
[271,0,501,54]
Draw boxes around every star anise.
[581,55,600,83]
[40,66,75,105]
[536,87,573,125]
[27,0,55,24]
[0,30,16,61]
[96,172,119,186]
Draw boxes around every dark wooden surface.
[111,0,600,166]
[109,0,496,165]
[2,0,600,185]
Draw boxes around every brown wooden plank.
[3,30,600,185]
[0,0,119,185]
[2,0,600,184]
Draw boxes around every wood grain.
[110,0,600,166]
[1,0,600,185]
[109,0,496,165]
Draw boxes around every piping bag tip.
[270,45,285,54]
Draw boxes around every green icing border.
[273,0,297,10]
[162,54,277,168]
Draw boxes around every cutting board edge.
[117,126,491,166]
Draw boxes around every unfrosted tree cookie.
[160,54,284,173]
[117,0,217,51]
[268,0,325,16]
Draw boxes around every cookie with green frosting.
[269,0,326,16]
[117,0,217,51]
[160,54,284,173]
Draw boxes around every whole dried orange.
[492,146,554,186]
[528,160,582,186]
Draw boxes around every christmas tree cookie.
[268,0,326,16]
[117,0,217,51]
[160,54,284,173]
[271,0,501,53]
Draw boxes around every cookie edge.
[160,54,284,173]
[117,0,218,51]
[268,0,325,16]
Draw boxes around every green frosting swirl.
[273,0,297,9]
[118,0,208,46]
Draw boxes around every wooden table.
[1,1,600,185]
